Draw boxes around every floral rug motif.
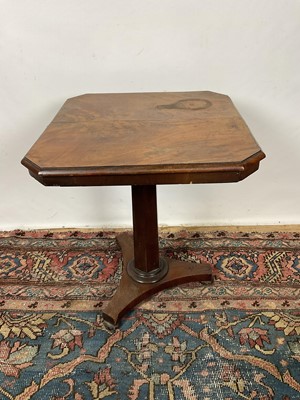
[0,229,300,399]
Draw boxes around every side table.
[21,91,265,328]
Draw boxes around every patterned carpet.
[0,229,300,399]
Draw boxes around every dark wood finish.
[102,232,212,329]
[22,91,265,186]
[132,185,159,273]
[21,91,265,327]
[128,185,169,283]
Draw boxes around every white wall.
[1,0,299,230]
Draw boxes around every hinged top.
[22,91,265,186]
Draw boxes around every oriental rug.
[0,229,300,399]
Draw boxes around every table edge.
[21,151,266,186]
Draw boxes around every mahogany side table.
[21,91,265,328]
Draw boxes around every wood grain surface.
[22,91,265,186]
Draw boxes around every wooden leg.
[127,185,168,283]
[102,232,212,329]
[102,185,213,329]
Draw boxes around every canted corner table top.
[21,91,265,186]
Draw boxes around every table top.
[22,91,265,186]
